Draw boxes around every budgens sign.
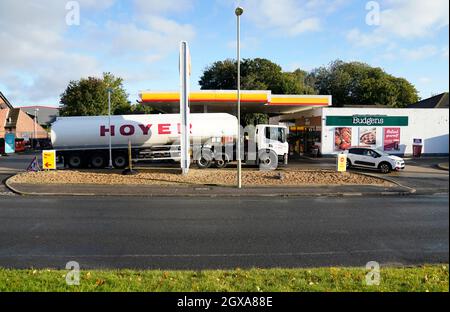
[326,115,408,127]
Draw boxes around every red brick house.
[1,91,48,141]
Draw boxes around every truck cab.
[254,124,288,169]
[195,124,288,170]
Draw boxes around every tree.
[199,58,317,125]
[60,72,130,116]
[200,58,317,94]
[309,60,419,107]
[242,113,269,126]
[114,102,155,115]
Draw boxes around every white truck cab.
[253,124,289,170]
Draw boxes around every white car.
[344,147,405,174]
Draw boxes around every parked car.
[344,147,405,174]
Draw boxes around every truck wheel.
[113,153,128,169]
[378,162,391,174]
[214,153,229,169]
[68,153,83,169]
[195,149,213,169]
[197,156,212,169]
[90,153,106,169]
[258,150,278,171]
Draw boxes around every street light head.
[235,7,244,16]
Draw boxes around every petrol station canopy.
[139,90,331,115]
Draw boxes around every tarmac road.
[0,195,447,270]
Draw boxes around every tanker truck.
[51,113,288,170]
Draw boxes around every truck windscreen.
[265,127,286,143]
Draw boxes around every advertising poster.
[4,133,15,154]
[359,127,377,147]
[384,128,401,151]
[334,127,352,151]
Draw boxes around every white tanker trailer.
[51,113,288,170]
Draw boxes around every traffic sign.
[337,153,347,172]
[42,150,57,170]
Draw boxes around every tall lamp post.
[235,6,243,189]
[33,107,39,149]
[107,88,113,168]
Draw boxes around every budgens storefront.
[273,106,449,157]
[320,107,449,156]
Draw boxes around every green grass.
[0,265,448,292]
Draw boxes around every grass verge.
[0,265,448,292]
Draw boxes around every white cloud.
[0,0,196,105]
[347,0,449,47]
[400,45,439,61]
[227,37,261,50]
[0,0,101,104]
[77,0,116,10]
[418,77,432,84]
[379,0,448,38]
[442,46,449,59]
[106,19,195,55]
[240,0,346,36]
[289,18,321,35]
[133,0,193,14]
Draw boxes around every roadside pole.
[235,7,244,189]
[122,139,137,175]
[33,107,39,149]
[107,88,113,169]
[180,41,191,175]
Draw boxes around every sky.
[0,0,448,107]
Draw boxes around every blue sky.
[0,0,448,107]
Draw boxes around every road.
[0,195,447,269]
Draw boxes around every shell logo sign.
[140,91,269,103]
[270,95,331,106]
[139,91,331,107]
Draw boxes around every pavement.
[5,182,414,197]
[0,194,447,269]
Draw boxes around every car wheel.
[379,162,391,174]
[346,159,352,168]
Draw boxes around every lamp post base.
[122,168,138,175]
